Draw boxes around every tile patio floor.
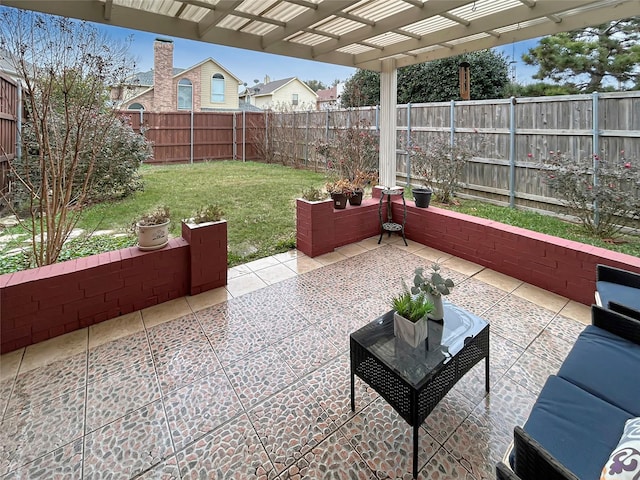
[0,236,591,479]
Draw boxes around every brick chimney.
[153,38,174,111]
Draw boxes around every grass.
[2,163,638,275]
[0,161,325,272]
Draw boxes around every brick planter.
[296,197,380,257]
[181,220,227,295]
[0,222,228,354]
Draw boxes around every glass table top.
[350,302,488,388]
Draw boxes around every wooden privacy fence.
[272,91,640,213]
[0,73,18,202]
[397,91,640,212]
[124,110,265,164]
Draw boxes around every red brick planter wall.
[401,203,640,305]
[296,198,380,257]
[296,193,640,307]
[0,222,227,353]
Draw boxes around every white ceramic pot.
[393,312,428,348]
[137,220,170,251]
[426,293,444,321]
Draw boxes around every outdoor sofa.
[496,304,640,480]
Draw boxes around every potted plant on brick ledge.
[136,205,170,251]
[325,178,354,210]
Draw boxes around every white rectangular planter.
[393,312,429,348]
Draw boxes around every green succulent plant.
[391,291,434,323]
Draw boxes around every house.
[240,76,317,112]
[316,83,344,110]
[113,39,242,112]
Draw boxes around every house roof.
[249,77,317,98]
[129,68,185,86]
[5,1,636,72]
[317,86,338,102]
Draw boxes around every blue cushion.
[558,325,640,416]
[519,375,633,480]
[597,281,640,311]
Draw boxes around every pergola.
[5,0,637,186]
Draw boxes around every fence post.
[233,112,237,160]
[242,110,246,162]
[325,110,330,142]
[265,110,269,154]
[509,97,517,208]
[190,109,194,164]
[592,92,600,228]
[305,110,309,166]
[406,102,412,185]
[17,82,22,162]
[450,100,455,147]
[375,105,380,131]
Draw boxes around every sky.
[99,23,541,88]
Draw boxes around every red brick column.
[181,220,228,295]
[296,199,336,257]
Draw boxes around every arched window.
[211,73,225,103]
[128,103,145,110]
[177,78,193,110]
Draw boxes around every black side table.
[378,188,407,246]
[350,306,490,479]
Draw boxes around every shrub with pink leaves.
[540,150,640,238]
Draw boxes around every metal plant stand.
[378,188,407,246]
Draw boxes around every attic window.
[292,93,298,106]
[211,74,225,103]
[128,103,144,110]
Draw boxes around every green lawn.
[83,161,327,265]
[1,161,326,272]
[1,162,638,275]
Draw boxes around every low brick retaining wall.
[296,191,640,307]
[0,221,227,353]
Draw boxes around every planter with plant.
[410,263,455,321]
[325,178,354,209]
[181,203,228,295]
[136,205,170,251]
[348,170,378,206]
[184,204,225,227]
[391,289,434,347]
[300,186,329,203]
